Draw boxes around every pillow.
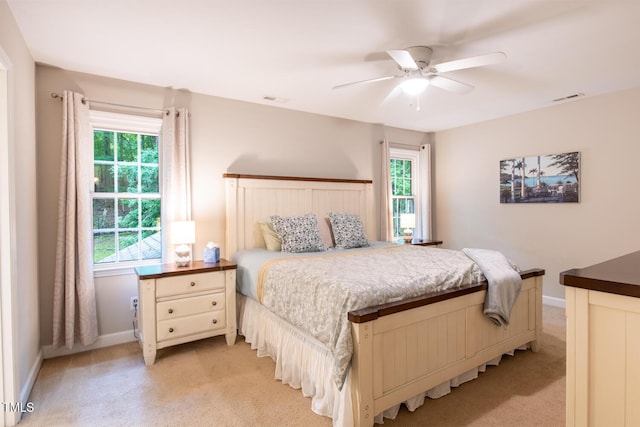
[317,217,335,248]
[259,222,281,251]
[270,213,325,253]
[329,212,369,249]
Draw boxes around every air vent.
[263,96,289,103]
[552,93,585,102]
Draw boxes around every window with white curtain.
[390,147,421,239]
[90,111,162,267]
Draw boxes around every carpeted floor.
[20,305,565,427]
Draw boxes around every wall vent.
[263,95,289,103]
[552,93,585,102]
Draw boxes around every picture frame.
[500,152,580,203]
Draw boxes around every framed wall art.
[500,151,580,203]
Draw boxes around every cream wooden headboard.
[224,174,375,258]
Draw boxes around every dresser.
[560,251,640,426]
[134,259,237,366]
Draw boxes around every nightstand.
[134,259,237,366]
[409,239,443,247]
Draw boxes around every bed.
[224,173,545,426]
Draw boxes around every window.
[91,111,163,267]
[390,148,420,239]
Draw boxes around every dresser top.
[134,259,237,280]
[560,251,640,298]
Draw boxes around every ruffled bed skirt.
[237,293,526,426]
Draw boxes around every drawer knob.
[211,301,217,306]
[168,308,174,314]
[190,281,196,287]
[169,327,174,333]
[212,319,217,324]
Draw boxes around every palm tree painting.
[500,152,579,203]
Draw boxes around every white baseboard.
[43,330,138,359]
[16,347,43,423]
[41,298,564,359]
[543,295,566,309]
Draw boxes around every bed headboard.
[224,173,375,258]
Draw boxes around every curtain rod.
[380,140,424,150]
[50,92,169,115]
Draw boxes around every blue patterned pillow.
[328,212,369,249]
[270,214,325,253]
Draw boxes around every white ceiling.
[7,0,640,132]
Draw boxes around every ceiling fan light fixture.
[400,77,429,95]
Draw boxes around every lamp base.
[175,257,190,267]
[403,229,413,243]
[175,244,191,267]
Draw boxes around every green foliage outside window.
[390,158,415,238]
[93,129,161,264]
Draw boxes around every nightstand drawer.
[156,311,226,342]
[156,271,224,298]
[156,293,225,321]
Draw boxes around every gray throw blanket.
[462,248,522,327]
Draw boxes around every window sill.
[93,260,161,278]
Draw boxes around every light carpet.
[20,305,565,426]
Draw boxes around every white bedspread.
[256,245,484,389]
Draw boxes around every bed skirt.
[237,293,525,425]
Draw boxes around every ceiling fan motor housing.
[405,46,433,70]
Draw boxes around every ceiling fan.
[333,46,506,96]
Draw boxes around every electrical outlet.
[130,296,138,311]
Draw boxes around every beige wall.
[36,54,639,347]
[35,65,428,344]
[434,88,640,300]
[0,0,40,416]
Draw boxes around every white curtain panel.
[379,138,393,241]
[419,144,432,240]
[52,90,98,350]
[161,107,192,263]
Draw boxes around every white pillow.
[259,222,281,251]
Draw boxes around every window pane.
[118,165,138,193]
[391,159,400,178]
[94,164,114,193]
[117,133,139,162]
[118,198,139,228]
[140,166,159,193]
[91,114,162,265]
[141,230,162,260]
[141,199,161,228]
[94,130,114,161]
[391,159,413,196]
[94,231,115,263]
[403,199,414,216]
[141,135,158,164]
[118,231,139,261]
[93,198,115,229]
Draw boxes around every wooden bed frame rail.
[349,269,545,426]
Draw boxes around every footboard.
[348,269,544,426]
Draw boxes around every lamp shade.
[170,220,195,245]
[400,213,416,229]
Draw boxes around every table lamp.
[171,220,195,267]
[400,213,415,243]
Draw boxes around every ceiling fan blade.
[333,75,399,89]
[433,52,506,73]
[386,49,418,70]
[428,75,474,94]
